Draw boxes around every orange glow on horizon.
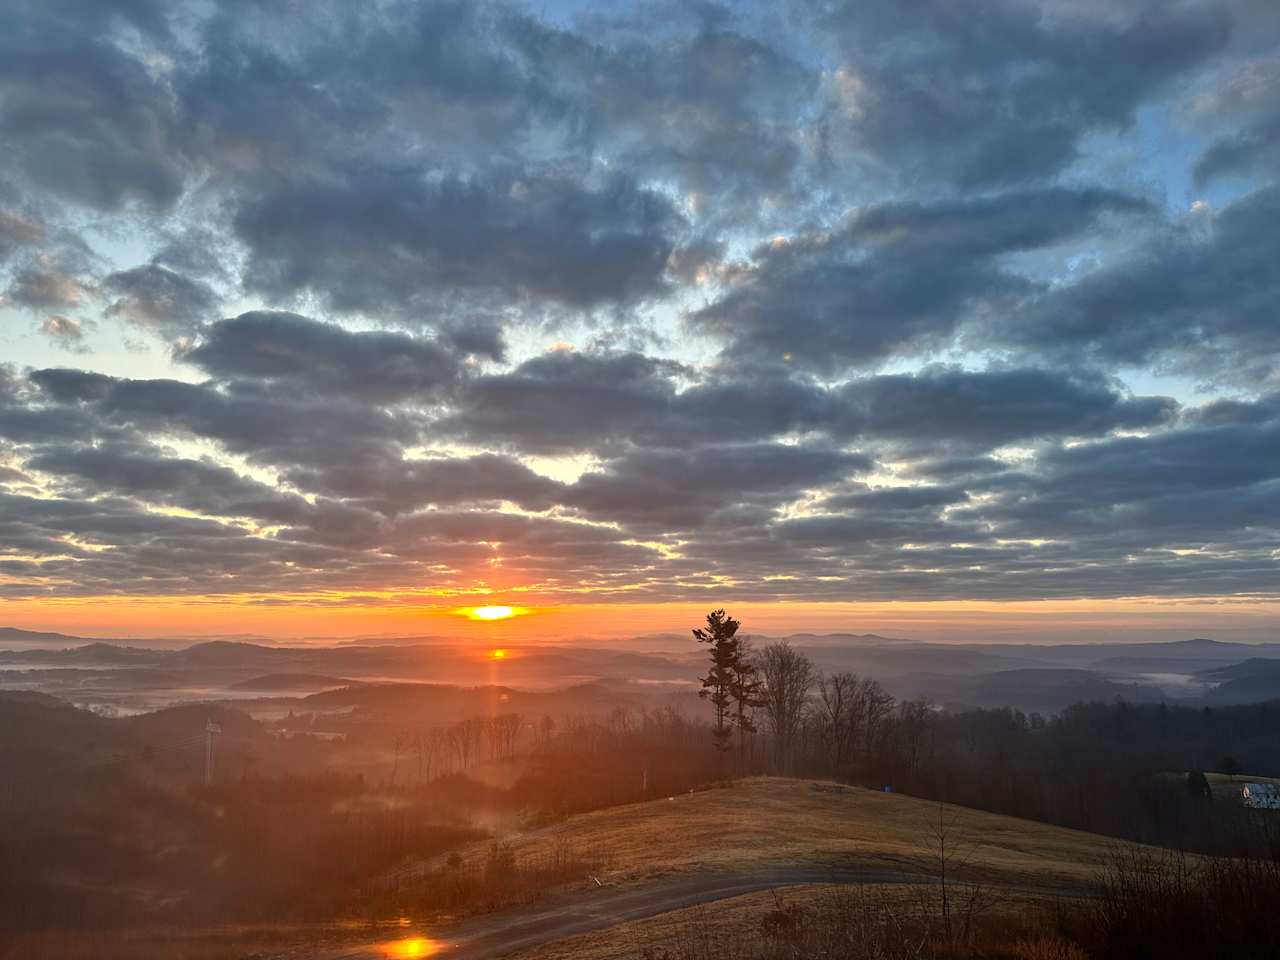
[490,648,508,659]
[2,594,1278,645]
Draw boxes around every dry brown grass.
[9,779,1124,960]
[429,778,1118,890]
[515,884,901,960]
[514,883,1065,960]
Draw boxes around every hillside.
[1202,659,1280,704]
[430,777,1122,892]
[328,777,1146,960]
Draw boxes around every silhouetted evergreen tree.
[694,609,741,760]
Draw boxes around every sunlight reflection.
[383,936,441,958]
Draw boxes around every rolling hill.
[420,776,1123,891]
[1201,659,1280,704]
[342,777,1147,960]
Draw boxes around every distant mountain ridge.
[2,629,1280,716]
[0,626,96,645]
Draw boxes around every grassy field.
[480,779,1126,960]
[434,777,1121,891]
[515,883,1065,960]
[5,779,1129,959]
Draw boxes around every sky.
[1,0,1279,642]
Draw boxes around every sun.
[463,605,517,621]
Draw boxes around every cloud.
[38,315,90,351]
[103,264,220,339]
[688,189,1152,373]
[1002,185,1280,385]
[0,358,1275,601]
[512,12,816,214]
[0,211,44,263]
[181,311,464,403]
[1189,55,1280,186]
[441,350,1175,459]
[233,166,688,318]
[25,442,313,527]
[439,350,683,455]
[4,265,91,312]
[831,366,1177,453]
[281,453,566,516]
[0,0,1277,607]
[811,0,1229,187]
[0,5,186,212]
[24,367,423,471]
[567,442,874,531]
[819,483,970,512]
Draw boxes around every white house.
[1241,783,1280,810]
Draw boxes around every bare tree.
[730,636,764,770]
[448,717,487,770]
[448,723,467,769]
[484,719,499,761]
[818,671,858,772]
[390,731,407,785]
[486,715,521,760]
[419,727,446,781]
[607,705,632,736]
[921,800,987,942]
[858,677,895,761]
[467,717,487,764]
[758,642,815,773]
[896,698,932,779]
[495,713,522,758]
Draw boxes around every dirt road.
[315,866,1082,960]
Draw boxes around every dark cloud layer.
[103,265,220,338]
[233,168,688,317]
[0,0,1278,605]
[1004,186,1280,384]
[688,189,1152,373]
[811,0,1229,187]
[182,312,464,403]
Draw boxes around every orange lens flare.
[383,936,440,959]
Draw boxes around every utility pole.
[204,718,222,785]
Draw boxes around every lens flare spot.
[384,936,440,959]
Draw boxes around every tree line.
[693,609,1280,855]
[696,609,906,778]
